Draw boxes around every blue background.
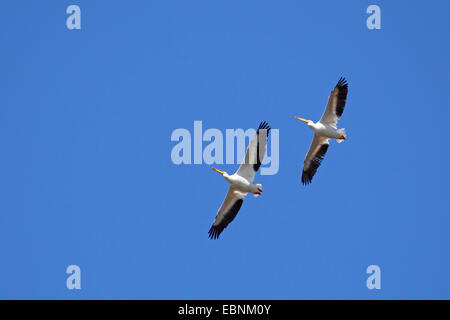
[1,1,449,299]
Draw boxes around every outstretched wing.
[208,188,245,239]
[301,135,330,185]
[319,77,348,128]
[236,121,271,182]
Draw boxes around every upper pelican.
[296,77,349,185]
[208,121,270,239]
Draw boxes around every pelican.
[296,77,349,185]
[208,121,271,239]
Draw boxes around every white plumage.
[208,122,270,239]
[296,77,349,185]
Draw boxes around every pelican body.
[304,121,345,140]
[216,170,262,196]
[296,77,349,185]
[208,121,270,239]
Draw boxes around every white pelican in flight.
[208,122,271,239]
[296,77,349,185]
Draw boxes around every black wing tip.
[301,173,313,185]
[257,121,271,133]
[208,226,221,240]
[336,77,348,88]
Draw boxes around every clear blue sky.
[1,1,449,299]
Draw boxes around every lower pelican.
[208,121,270,239]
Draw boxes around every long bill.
[295,116,310,124]
[212,168,225,175]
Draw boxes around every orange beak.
[212,168,225,175]
[295,116,310,124]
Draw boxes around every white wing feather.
[208,188,245,239]
[319,77,348,128]
[301,135,330,185]
[236,122,270,182]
